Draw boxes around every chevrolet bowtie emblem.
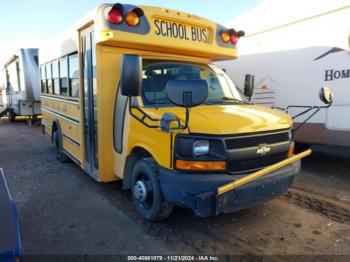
[256,144,271,155]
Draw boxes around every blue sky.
[0,0,261,63]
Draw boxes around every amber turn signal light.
[288,142,295,157]
[126,12,140,27]
[176,160,226,171]
[220,31,230,43]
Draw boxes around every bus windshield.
[141,60,247,107]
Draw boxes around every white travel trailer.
[0,69,4,112]
[0,48,41,122]
[219,0,350,147]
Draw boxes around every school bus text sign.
[154,19,209,44]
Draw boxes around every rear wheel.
[131,158,173,221]
[54,130,69,163]
[8,111,16,122]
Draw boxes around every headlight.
[193,140,209,156]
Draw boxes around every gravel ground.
[1,119,350,260]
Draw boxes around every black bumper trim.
[159,161,300,217]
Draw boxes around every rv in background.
[0,48,41,123]
[0,69,4,112]
[219,0,350,148]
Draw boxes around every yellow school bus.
[40,3,317,221]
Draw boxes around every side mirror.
[120,54,141,96]
[244,74,254,98]
[319,87,333,104]
[165,80,208,107]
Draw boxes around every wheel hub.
[133,180,147,202]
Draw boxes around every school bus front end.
[41,3,311,221]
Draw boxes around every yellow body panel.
[141,105,292,135]
[40,3,294,185]
[96,46,120,181]
[41,96,81,122]
[62,138,83,162]
[41,96,83,164]
[97,5,237,61]
[97,46,201,180]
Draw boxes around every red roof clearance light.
[108,8,123,25]
[227,29,245,45]
[230,35,239,45]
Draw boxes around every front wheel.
[131,158,173,221]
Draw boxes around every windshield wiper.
[219,96,250,104]
[203,97,249,105]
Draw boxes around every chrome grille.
[228,152,288,173]
[224,130,291,174]
[225,131,289,150]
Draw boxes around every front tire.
[131,158,173,221]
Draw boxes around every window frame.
[58,56,69,97]
[40,51,80,99]
[68,53,79,98]
[40,65,47,93]
[45,62,53,94]
[52,59,60,95]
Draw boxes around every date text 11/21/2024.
[127,256,219,261]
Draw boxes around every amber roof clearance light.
[125,11,140,27]
[220,31,230,43]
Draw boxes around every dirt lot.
[1,120,350,259]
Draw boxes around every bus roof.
[40,3,242,64]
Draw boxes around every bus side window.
[68,54,79,98]
[46,63,53,94]
[40,65,47,93]
[52,60,60,95]
[59,57,68,96]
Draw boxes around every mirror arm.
[271,106,286,111]
[293,108,321,132]
[287,102,331,133]
[288,106,315,120]
[183,107,190,130]
[128,98,160,128]
[287,103,332,120]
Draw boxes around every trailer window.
[69,54,79,98]
[52,60,60,95]
[8,62,20,92]
[59,57,68,96]
[40,65,46,93]
[34,55,39,66]
[46,63,53,94]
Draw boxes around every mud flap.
[183,191,217,217]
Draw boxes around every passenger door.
[80,25,99,179]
